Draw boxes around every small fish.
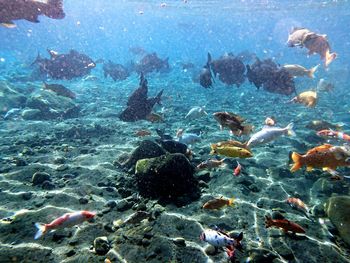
[3,108,21,120]
[290,144,350,174]
[135,130,151,137]
[185,106,208,120]
[210,144,253,158]
[197,158,226,170]
[306,120,343,131]
[290,90,317,108]
[213,112,253,136]
[286,197,310,215]
[317,79,334,92]
[264,117,276,126]
[283,64,319,78]
[202,197,235,210]
[146,112,164,123]
[265,215,305,234]
[177,132,201,145]
[246,123,295,148]
[233,161,242,176]
[34,211,95,239]
[317,129,350,142]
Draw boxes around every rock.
[325,196,350,246]
[42,180,55,190]
[93,236,110,255]
[21,192,33,200]
[26,90,80,120]
[248,248,279,262]
[116,199,133,212]
[21,108,42,120]
[121,140,166,169]
[79,197,89,205]
[0,81,27,114]
[173,237,186,247]
[32,172,51,185]
[204,245,217,255]
[105,200,117,208]
[311,178,349,196]
[135,153,200,204]
[157,139,188,154]
[195,170,211,183]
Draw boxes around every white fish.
[185,106,207,121]
[200,229,242,247]
[246,123,295,148]
[3,108,21,120]
[177,133,201,145]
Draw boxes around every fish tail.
[264,216,272,228]
[34,223,47,240]
[228,197,235,207]
[286,123,296,136]
[308,64,319,78]
[325,50,337,67]
[290,152,302,172]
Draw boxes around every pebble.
[105,200,117,208]
[94,236,110,255]
[56,164,68,171]
[32,172,51,185]
[116,199,133,212]
[79,197,89,205]
[42,180,55,190]
[53,157,66,164]
[21,192,33,200]
[13,157,26,166]
[66,250,76,257]
[204,245,217,255]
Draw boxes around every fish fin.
[1,22,16,28]
[228,197,235,207]
[210,149,216,155]
[290,152,302,172]
[308,64,319,78]
[306,166,313,171]
[286,123,296,136]
[325,50,337,67]
[34,223,46,239]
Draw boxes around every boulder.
[135,153,200,205]
[0,81,26,114]
[325,196,350,246]
[26,90,79,119]
[121,140,166,169]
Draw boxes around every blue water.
[1,1,350,262]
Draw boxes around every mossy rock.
[325,196,350,246]
[135,153,199,205]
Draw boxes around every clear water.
[0,1,350,262]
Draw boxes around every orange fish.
[317,129,350,142]
[202,197,235,210]
[135,130,151,137]
[303,34,337,67]
[290,90,317,108]
[265,215,305,234]
[291,144,350,173]
[233,161,241,176]
[286,197,309,215]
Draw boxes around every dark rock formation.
[135,153,200,205]
[119,74,163,122]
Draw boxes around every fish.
[317,79,334,92]
[286,27,337,67]
[246,123,295,148]
[103,61,129,81]
[290,144,350,173]
[265,215,305,234]
[34,211,95,239]
[290,90,317,108]
[306,120,343,131]
[43,82,76,99]
[202,197,235,210]
[200,228,243,248]
[213,112,253,136]
[286,197,310,215]
[197,158,226,170]
[146,112,164,123]
[0,0,65,28]
[233,161,241,176]
[264,117,276,126]
[283,64,319,78]
[211,140,248,149]
[185,106,208,120]
[3,108,22,120]
[135,130,152,137]
[317,129,350,142]
[199,53,214,88]
[210,144,253,158]
[177,133,201,145]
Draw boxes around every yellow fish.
[210,144,252,158]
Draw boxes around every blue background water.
[1,0,349,80]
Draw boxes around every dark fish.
[0,0,65,28]
[129,46,147,56]
[32,49,98,80]
[199,53,213,88]
[119,73,163,122]
[135,53,170,74]
[43,82,76,99]
[103,61,129,81]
